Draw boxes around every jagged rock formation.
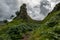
[16,4,31,21]
[15,3,60,23]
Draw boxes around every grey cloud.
[0,0,18,21]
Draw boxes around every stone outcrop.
[16,4,32,21]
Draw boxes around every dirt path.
[22,32,31,40]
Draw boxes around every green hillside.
[0,3,60,40]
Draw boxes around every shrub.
[3,20,8,23]
[47,21,58,27]
[7,27,23,40]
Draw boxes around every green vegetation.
[0,3,60,40]
[28,3,60,40]
[29,13,60,40]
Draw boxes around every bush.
[7,27,23,40]
[47,21,58,27]
[54,27,60,34]
[3,20,8,23]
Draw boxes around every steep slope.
[28,3,60,40]
[0,3,60,40]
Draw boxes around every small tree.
[16,11,20,16]
[10,15,14,19]
[3,20,8,23]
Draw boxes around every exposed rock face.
[19,4,28,19]
[16,4,31,21]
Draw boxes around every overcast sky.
[0,0,60,21]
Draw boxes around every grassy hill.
[28,11,60,40]
[0,3,60,40]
